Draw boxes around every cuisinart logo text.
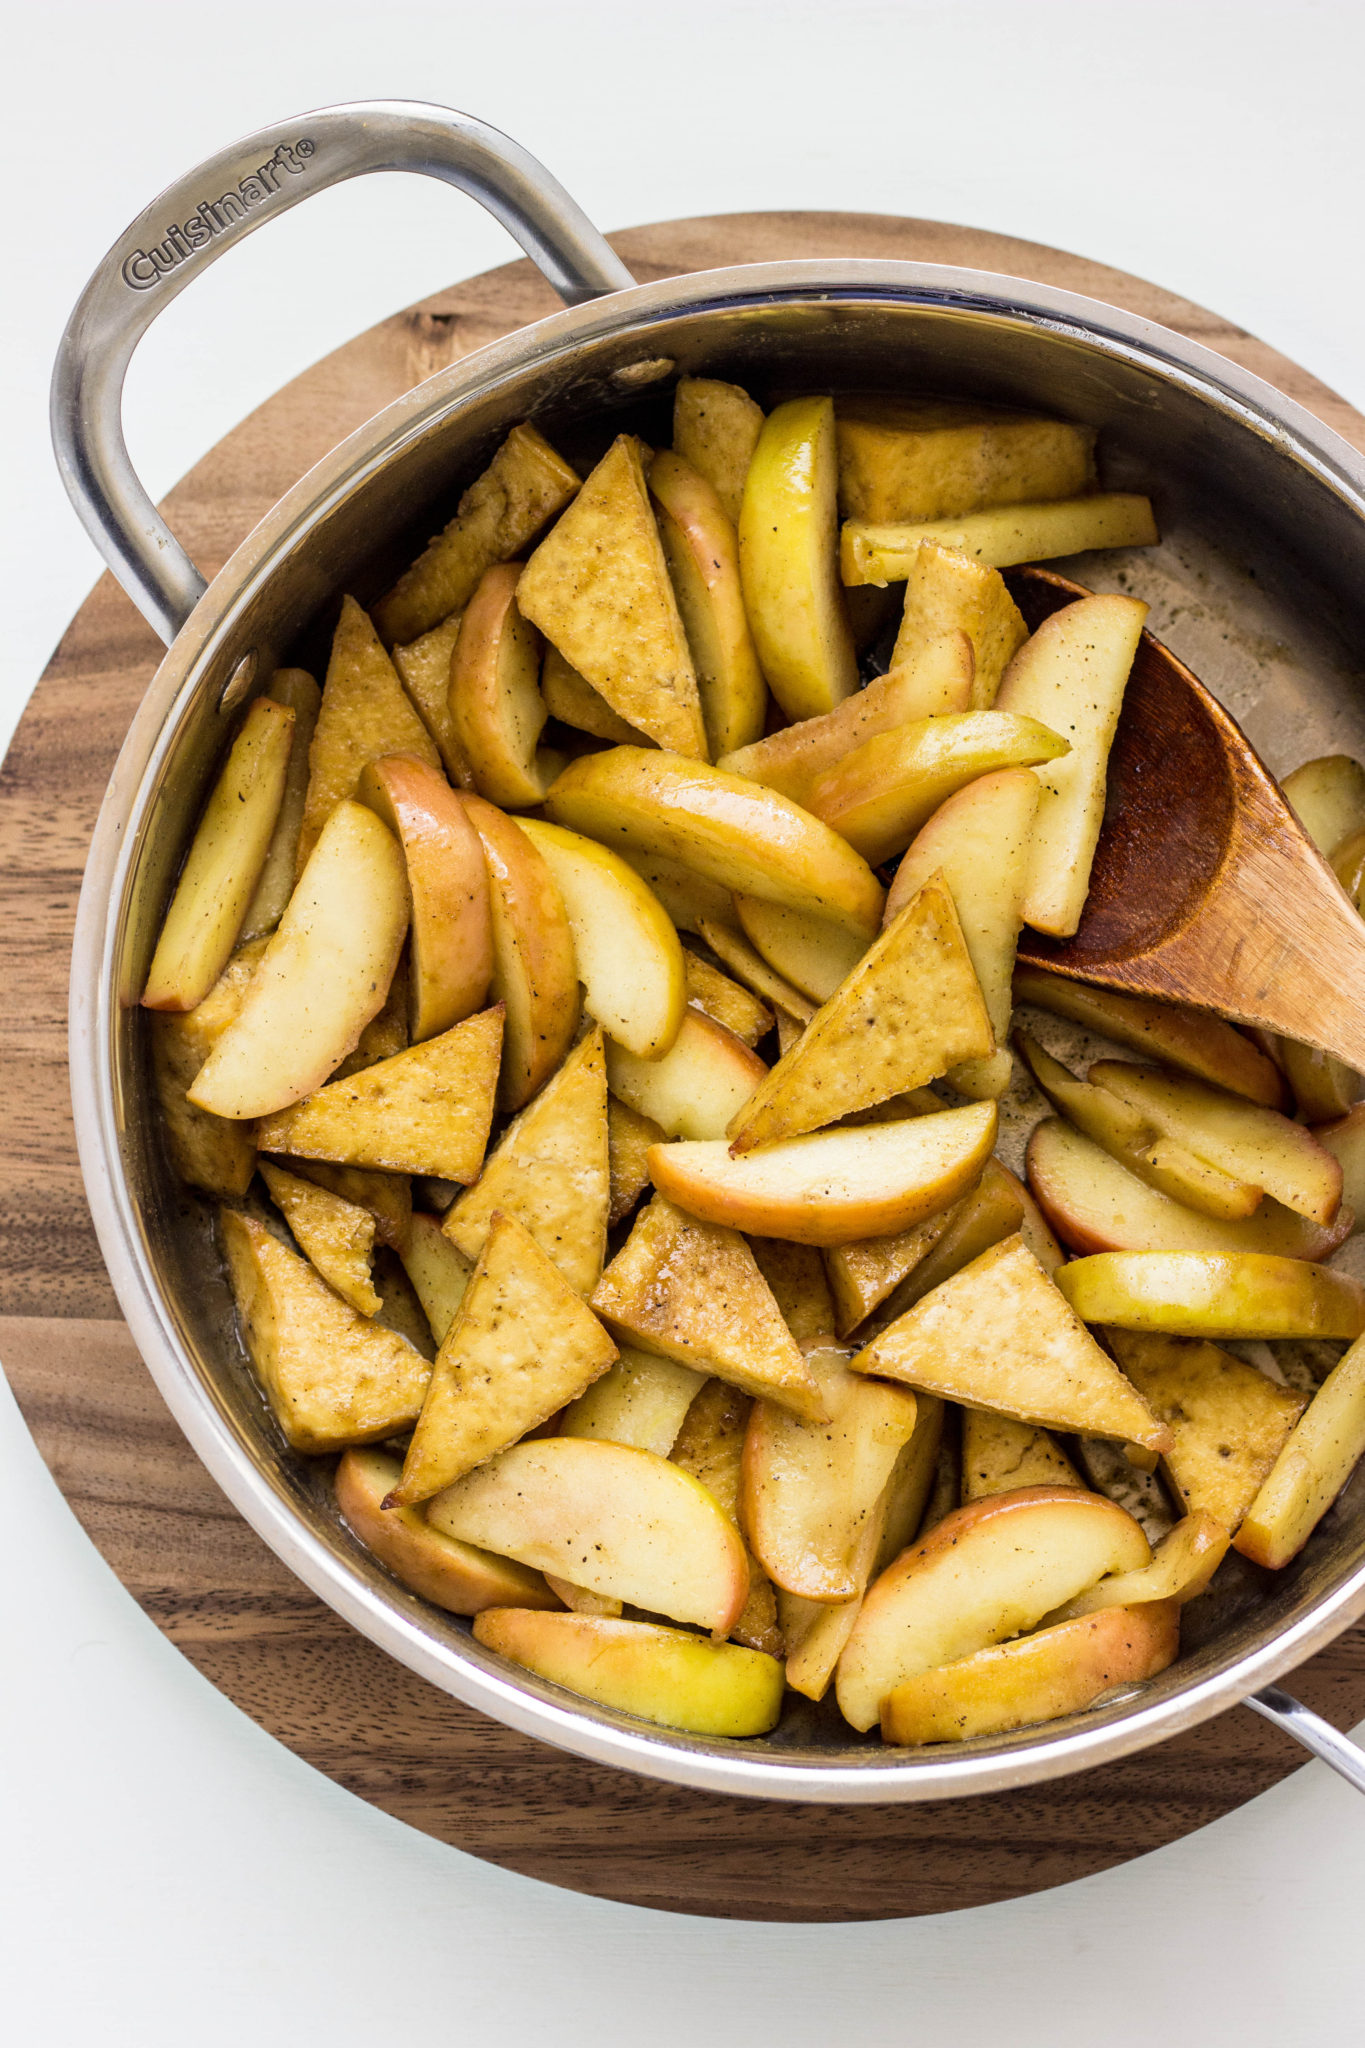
[121,139,317,290]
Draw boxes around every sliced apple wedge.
[961,1409,1082,1501]
[649,449,766,757]
[727,875,992,1151]
[561,1345,705,1456]
[824,1201,961,1339]
[546,747,885,937]
[390,1212,618,1503]
[1280,753,1365,860]
[516,818,685,1059]
[717,632,975,807]
[1013,966,1286,1108]
[840,492,1159,585]
[259,1161,379,1315]
[428,1437,749,1632]
[1316,1102,1365,1227]
[254,1005,502,1183]
[670,1377,782,1654]
[739,395,858,720]
[336,1447,556,1615]
[399,1212,473,1346]
[891,542,1029,707]
[879,1600,1179,1745]
[616,846,739,936]
[188,800,409,1120]
[391,611,473,788]
[448,562,561,807]
[835,1485,1151,1731]
[1025,1118,1351,1260]
[443,1026,609,1296]
[607,1095,664,1225]
[239,670,322,942]
[654,1102,997,1248]
[357,753,493,1040]
[1277,1037,1360,1123]
[731,897,868,1003]
[462,793,580,1111]
[872,1156,1030,1327]
[220,1208,429,1452]
[606,1008,766,1141]
[1236,1337,1365,1567]
[517,434,707,758]
[805,709,1068,867]
[589,1193,826,1421]
[1057,1250,1365,1341]
[473,1609,782,1736]
[683,949,772,1047]
[1050,1511,1229,1620]
[743,1349,920,1602]
[696,917,814,1025]
[673,376,764,526]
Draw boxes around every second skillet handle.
[1247,1685,1365,1795]
[51,99,635,647]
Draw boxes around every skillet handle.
[1247,1685,1365,1794]
[51,99,635,646]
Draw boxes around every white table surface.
[5,3,1365,2038]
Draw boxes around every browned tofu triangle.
[590,1194,828,1422]
[961,1408,1082,1500]
[297,595,441,871]
[389,1211,618,1504]
[220,1209,429,1453]
[443,1026,610,1296]
[853,1233,1171,1452]
[256,1006,502,1182]
[727,874,993,1152]
[259,1160,379,1315]
[517,435,708,758]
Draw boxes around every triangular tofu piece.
[297,595,441,870]
[608,1095,664,1226]
[853,1233,1171,1452]
[590,1193,827,1422]
[728,874,993,1151]
[961,1408,1082,1500]
[256,1006,502,1182]
[391,610,474,788]
[517,435,708,758]
[220,1208,429,1452]
[443,1027,610,1295]
[290,1161,411,1251]
[388,1212,618,1503]
[259,1160,379,1314]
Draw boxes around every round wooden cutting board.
[6,211,1365,1923]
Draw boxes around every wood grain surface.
[6,212,1365,1921]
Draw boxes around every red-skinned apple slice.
[335,1447,557,1615]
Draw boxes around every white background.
[4,2,1365,2039]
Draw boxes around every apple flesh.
[336,1447,556,1614]
[732,896,868,1002]
[1315,1102,1365,1229]
[1057,1250,1365,1341]
[449,562,561,807]
[239,669,322,942]
[606,1008,766,1142]
[697,917,814,1025]
[839,492,1159,585]
[1050,1510,1229,1619]
[649,449,767,757]
[1236,1335,1365,1567]
[1280,753,1365,862]
[682,949,772,1047]
[560,1346,705,1456]
[399,1212,474,1346]
[461,793,580,1111]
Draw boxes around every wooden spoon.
[1009,567,1365,1071]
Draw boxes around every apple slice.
[1050,1511,1229,1621]
[391,611,474,788]
[614,847,738,937]
[1025,1118,1352,1260]
[297,596,442,871]
[374,423,579,646]
[448,562,562,806]
[239,669,321,942]
[336,1447,556,1615]
[142,696,294,1011]
[823,1200,961,1339]
[994,593,1148,935]
[517,435,707,758]
[871,1157,1031,1330]
[516,818,685,1058]
[1236,1337,1365,1567]
[840,492,1159,585]
[357,754,493,1041]
[1281,753,1365,860]
[854,1233,1170,1451]
[254,1005,502,1183]
[727,875,992,1151]
[443,1026,609,1296]
[696,917,814,1024]
[961,1409,1082,1501]
[220,1208,429,1452]
[834,1485,1151,1731]
[428,1437,749,1632]
[649,450,767,757]
[606,1008,766,1142]
[540,642,647,745]
[879,1600,1179,1745]
[743,1349,920,1601]
[473,1609,782,1736]
[389,1212,617,1504]
[188,800,409,1120]
[673,375,764,526]
[654,1102,997,1249]
[1057,1251,1365,1341]
[670,1377,782,1654]
[739,395,859,720]
[561,1345,705,1456]
[259,1161,379,1315]
[590,1193,826,1421]
[683,950,772,1047]
[1013,966,1286,1109]
[891,542,1029,707]
[805,709,1068,867]
[607,1095,664,1226]
[1315,1102,1365,1228]
[1277,1037,1361,1123]
[1019,1034,1262,1220]
[888,766,1042,1096]
[546,747,885,938]
[731,897,868,1003]
[716,632,975,806]
[461,793,580,1111]
[399,1212,473,1346]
